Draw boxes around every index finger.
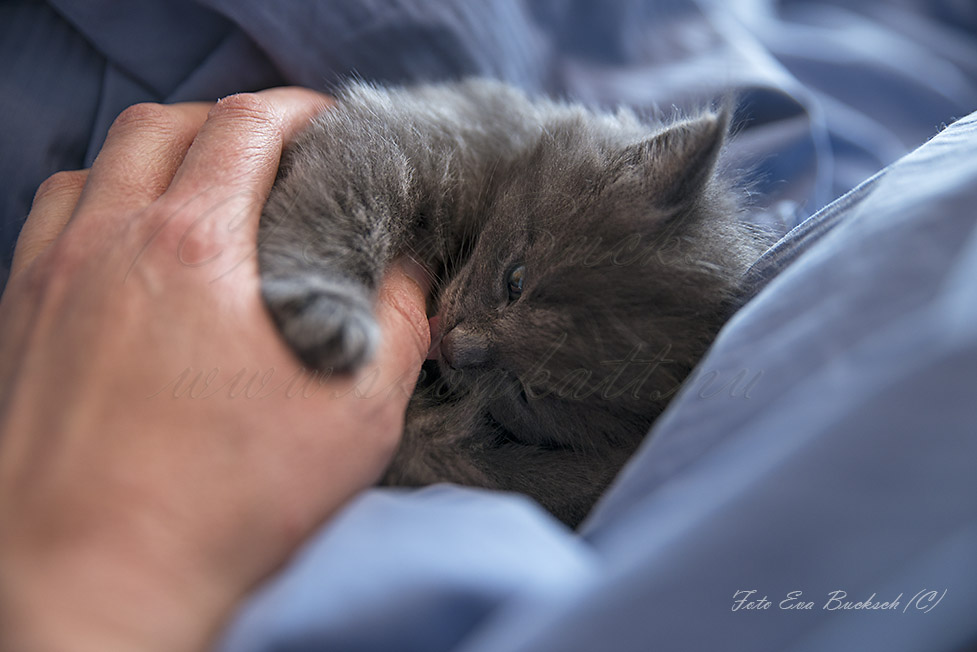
[150,88,333,268]
[167,88,332,202]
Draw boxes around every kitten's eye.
[506,264,526,302]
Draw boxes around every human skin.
[0,88,430,651]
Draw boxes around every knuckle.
[111,102,184,137]
[33,170,86,204]
[137,197,227,267]
[32,236,89,284]
[209,93,276,126]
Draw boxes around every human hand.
[0,88,430,652]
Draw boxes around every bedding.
[218,107,977,652]
[1,1,975,650]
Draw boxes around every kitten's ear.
[614,108,729,209]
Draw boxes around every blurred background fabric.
[2,0,976,287]
[2,2,976,651]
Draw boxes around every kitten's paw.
[262,277,379,373]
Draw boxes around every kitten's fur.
[259,80,769,527]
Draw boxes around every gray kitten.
[259,80,770,527]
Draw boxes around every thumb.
[368,257,432,401]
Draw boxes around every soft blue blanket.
[2,1,975,649]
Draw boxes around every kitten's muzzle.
[440,325,490,369]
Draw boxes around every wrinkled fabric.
[4,0,976,283]
[2,1,976,651]
[217,108,977,652]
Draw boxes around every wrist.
[0,532,237,652]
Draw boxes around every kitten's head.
[402,107,769,525]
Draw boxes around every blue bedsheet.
[218,107,977,652]
[2,1,976,650]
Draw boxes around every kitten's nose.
[440,326,489,369]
